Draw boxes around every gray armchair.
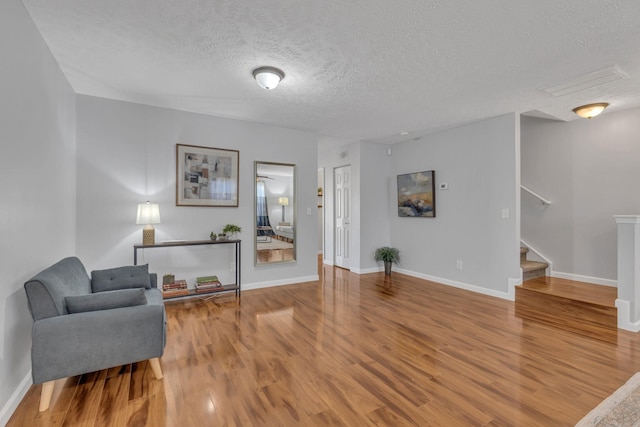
[24,257,166,411]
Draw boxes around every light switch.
[306,208,312,215]
[501,208,510,219]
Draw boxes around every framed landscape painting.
[176,144,239,207]
[397,170,436,217]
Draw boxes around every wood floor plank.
[94,365,131,427]
[9,259,640,426]
[61,370,107,427]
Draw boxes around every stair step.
[521,260,548,272]
[521,260,548,280]
[520,276,616,306]
[515,277,618,343]
[520,247,528,263]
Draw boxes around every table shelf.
[133,239,241,299]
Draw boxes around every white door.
[334,165,351,269]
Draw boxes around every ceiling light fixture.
[253,66,285,90]
[572,102,609,119]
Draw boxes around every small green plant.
[223,224,242,234]
[374,247,400,264]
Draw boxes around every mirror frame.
[254,161,296,266]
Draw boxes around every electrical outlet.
[230,262,236,272]
[456,260,463,270]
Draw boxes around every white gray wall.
[521,108,640,284]
[318,116,519,292]
[0,0,77,422]
[358,142,392,272]
[318,143,357,265]
[390,114,521,297]
[76,95,319,288]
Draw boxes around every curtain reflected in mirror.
[255,162,296,265]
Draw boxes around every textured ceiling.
[20,0,640,145]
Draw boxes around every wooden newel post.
[614,215,640,331]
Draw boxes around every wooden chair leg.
[39,380,55,412]
[149,358,163,379]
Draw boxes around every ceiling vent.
[540,66,628,97]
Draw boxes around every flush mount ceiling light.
[253,66,285,90]
[572,102,609,119]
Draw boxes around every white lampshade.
[136,202,161,225]
[253,66,285,90]
[278,197,289,206]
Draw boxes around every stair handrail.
[521,185,552,205]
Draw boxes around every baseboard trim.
[551,271,617,287]
[615,299,640,332]
[395,268,512,301]
[508,277,522,301]
[351,267,382,274]
[0,370,32,426]
[243,275,319,291]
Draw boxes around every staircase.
[515,247,618,343]
[520,247,547,280]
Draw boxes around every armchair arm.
[31,304,165,384]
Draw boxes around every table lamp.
[136,201,161,245]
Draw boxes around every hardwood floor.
[9,261,640,426]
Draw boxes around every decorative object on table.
[397,170,436,217]
[162,279,188,298]
[176,144,239,207]
[218,233,227,240]
[278,197,289,221]
[374,246,400,275]
[209,232,217,241]
[195,275,223,293]
[136,201,161,245]
[162,274,175,285]
[222,224,242,240]
[317,187,323,196]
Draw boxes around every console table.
[133,239,241,299]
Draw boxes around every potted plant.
[209,232,217,241]
[222,224,242,240]
[374,246,400,275]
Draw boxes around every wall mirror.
[255,161,296,265]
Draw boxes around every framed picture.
[176,144,239,207]
[397,170,436,217]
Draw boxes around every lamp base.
[142,228,155,245]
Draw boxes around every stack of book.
[162,279,189,298]
[195,275,223,293]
